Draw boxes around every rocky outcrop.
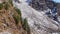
[30,0,60,17]
[29,0,47,10]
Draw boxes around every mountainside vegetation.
[0,0,30,34]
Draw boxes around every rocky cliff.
[29,0,60,12]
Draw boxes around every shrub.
[13,15,21,25]
[9,0,13,6]
[23,18,30,34]
[14,7,21,16]
[4,3,9,10]
[0,4,3,10]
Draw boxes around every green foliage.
[23,18,30,34]
[14,7,21,16]
[0,3,3,10]
[14,7,22,25]
[4,3,9,10]
[9,0,13,6]
[14,7,30,34]
[13,15,21,25]
[0,1,11,10]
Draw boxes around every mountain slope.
[13,0,60,34]
[0,0,30,34]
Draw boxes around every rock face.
[29,0,47,10]
[57,3,60,16]
[30,0,60,16]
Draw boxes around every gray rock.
[29,0,47,10]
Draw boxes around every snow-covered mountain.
[13,0,60,34]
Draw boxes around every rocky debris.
[29,0,60,12]
[0,9,21,34]
[13,0,60,34]
[56,3,60,16]
[29,0,47,10]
